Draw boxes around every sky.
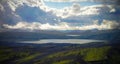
[0,0,120,31]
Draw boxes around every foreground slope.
[0,42,120,64]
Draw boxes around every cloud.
[52,3,99,18]
[0,0,58,24]
[3,20,120,31]
[2,0,52,12]
[0,1,23,24]
[6,0,46,11]
[100,20,120,29]
[44,0,88,2]
[53,4,116,18]
[6,0,117,17]
[1,0,117,19]
[3,22,71,30]
[44,0,118,3]
[0,4,5,11]
[0,0,119,30]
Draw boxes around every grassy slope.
[0,44,120,64]
[35,46,110,64]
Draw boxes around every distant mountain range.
[0,29,119,43]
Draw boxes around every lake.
[21,39,107,44]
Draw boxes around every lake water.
[21,39,107,44]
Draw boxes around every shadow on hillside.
[106,43,120,64]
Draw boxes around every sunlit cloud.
[53,4,115,18]
[3,20,119,31]
[6,0,46,11]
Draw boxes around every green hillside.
[0,43,120,64]
[35,46,110,64]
